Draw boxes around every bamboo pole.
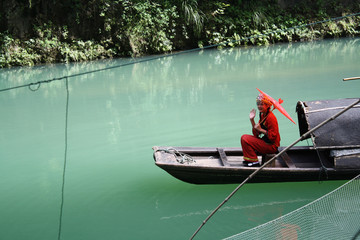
[189,98,360,240]
[343,77,360,81]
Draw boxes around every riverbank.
[1,0,360,68]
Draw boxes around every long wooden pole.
[189,98,360,240]
[343,77,360,81]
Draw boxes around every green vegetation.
[1,0,359,68]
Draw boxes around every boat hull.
[156,163,358,184]
[153,146,360,184]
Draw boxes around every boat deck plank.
[280,152,296,168]
[217,148,230,166]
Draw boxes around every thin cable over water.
[58,77,69,240]
[0,12,359,94]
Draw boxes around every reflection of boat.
[152,98,360,184]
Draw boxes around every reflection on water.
[0,37,359,240]
[160,197,311,220]
[2,37,359,99]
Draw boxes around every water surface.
[0,37,359,240]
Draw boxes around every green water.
[0,38,359,240]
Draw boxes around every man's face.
[257,102,269,113]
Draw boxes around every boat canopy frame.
[296,98,360,149]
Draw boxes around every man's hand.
[249,108,256,120]
[254,123,262,132]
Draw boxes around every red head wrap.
[256,94,272,107]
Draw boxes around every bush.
[1,0,360,67]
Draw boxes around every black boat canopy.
[296,98,360,149]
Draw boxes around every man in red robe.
[241,94,280,167]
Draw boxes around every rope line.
[57,77,69,240]
[156,148,195,164]
[0,12,359,93]
[310,134,329,182]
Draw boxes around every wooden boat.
[153,146,360,184]
[153,98,360,184]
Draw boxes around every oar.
[189,98,360,240]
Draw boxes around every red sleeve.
[265,112,280,146]
[252,127,259,137]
